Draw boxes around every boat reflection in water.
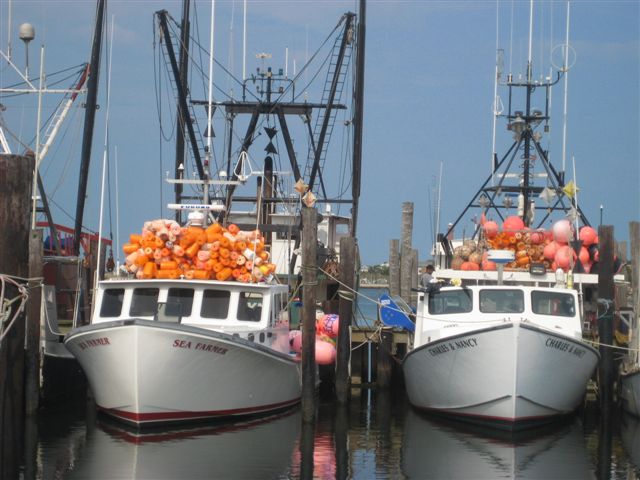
[64,409,300,479]
[402,409,594,479]
[621,413,640,470]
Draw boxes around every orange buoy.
[579,226,598,246]
[216,267,233,281]
[122,243,139,254]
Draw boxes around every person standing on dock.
[420,265,435,288]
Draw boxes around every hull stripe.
[99,397,301,423]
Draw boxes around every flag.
[562,180,579,199]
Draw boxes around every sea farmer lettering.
[78,337,110,350]
[172,339,228,355]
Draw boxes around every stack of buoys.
[449,215,602,273]
[289,313,339,365]
[121,218,276,282]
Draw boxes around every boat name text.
[428,338,478,356]
[172,339,228,355]
[77,337,111,350]
[544,338,586,358]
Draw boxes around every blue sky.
[1,0,638,265]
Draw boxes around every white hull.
[403,322,598,429]
[620,369,640,417]
[65,319,301,426]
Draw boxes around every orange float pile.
[122,219,276,282]
[450,216,601,273]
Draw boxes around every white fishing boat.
[402,2,610,430]
[65,272,301,426]
[403,279,599,429]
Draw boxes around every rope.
[0,274,32,343]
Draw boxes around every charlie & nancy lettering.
[428,338,478,356]
[544,337,586,358]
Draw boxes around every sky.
[0,0,638,266]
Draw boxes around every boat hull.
[64,319,301,426]
[620,369,640,417]
[402,322,598,430]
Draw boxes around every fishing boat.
[403,280,599,429]
[65,1,365,426]
[402,2,605,430]
[64,218,301,427]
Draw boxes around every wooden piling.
[376,328,393,388]
[301,207,317,423]
[400,202,414,303]
[0,153,34,480]
[25,229,43,416]
[389,239,400,296]
[597,225,615,412]
[336,236,356,404]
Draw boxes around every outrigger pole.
[74,0,105,255]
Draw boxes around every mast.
[351,0,366,237]
[73,0,105,254]
[173,0,191,223]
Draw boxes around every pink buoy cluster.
[289,314,339,365]
[450,216,602,273]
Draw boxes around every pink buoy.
[552,219,573,244]
[578,246,590,266]
[317,314,340,338]
[579,226,598,246]
[315,339,337,365]
[483,221,499,239]
[289,330,302,353]
[555,245,576,270]
[503,216,525,235]
[481,259,497,271]
[543,241,558,261]
[530,230,544,245]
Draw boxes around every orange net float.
[219,237,231,249]
[516,256,530,267]
[156,268,182,280]
[143,262,158,278]
[135,253,150,267]
[192,269,210,280]
[204,259,216,271]
[130,234,143,244]
[122,243,139,255]
[212,262,224,273]
[185,242,200,258]
[216,267,233,281]
[173,245,185,257]
[227,224,240,235]
[153,248,163,261]
[159,261,178,270]
[219,248,231,259]
[232,268,242,279]
[235,241,247,252]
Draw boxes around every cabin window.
[100,288,124,317]
[428,290,472,315]
[167,288,194,317]
[130,288,159,316]
[479,289,524,313]
[237,291,263,322]
[201,290,230,319]
[531,291,575,317]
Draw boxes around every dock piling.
[336,236,356,404]
[301,207,317,423]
